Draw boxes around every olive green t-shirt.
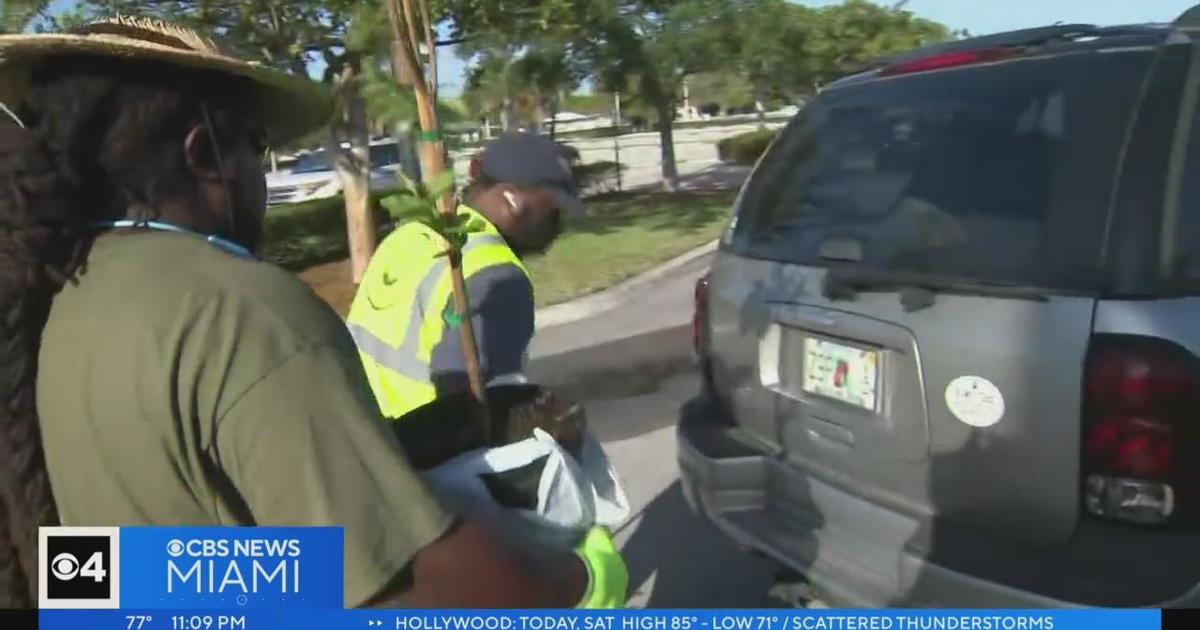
[36,231,454,607]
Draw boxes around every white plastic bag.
[422,428,630,552]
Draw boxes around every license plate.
[802,338,879,410]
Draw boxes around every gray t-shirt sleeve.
[430,262,534,395]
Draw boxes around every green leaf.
[380,193,432,222]
[426,171,457,199]
[460,215,489,234]
[395,172,425,198]
[416,218,444,233]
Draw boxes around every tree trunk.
[532,97,546,135]
[655,95,680,192]
[501,96,513,131]
[400,123,422,182]
[332,62,376,284]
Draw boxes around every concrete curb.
[528,324,696,402]
[535,240,718,330]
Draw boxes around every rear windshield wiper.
[822,265,1051,312]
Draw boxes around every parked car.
[681,12,1200,608]
[266,137,415,206]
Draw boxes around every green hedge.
[259,159,629,271]
[262,194,394,270]
[717,128,779,166]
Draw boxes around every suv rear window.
[729,49,1155,291]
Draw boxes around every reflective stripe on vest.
[346,209,528,419]
[348,232,509,377]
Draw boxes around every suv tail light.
[1082,336,1200,527]
[693,271,713,386]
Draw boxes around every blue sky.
[45,0,1199,96]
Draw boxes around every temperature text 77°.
[127,615,153,630]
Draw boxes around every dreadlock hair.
[0,54,257,607]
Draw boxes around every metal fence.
[450,119,787,195]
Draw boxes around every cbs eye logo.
[50,548,106,582]
[39,527,121,608]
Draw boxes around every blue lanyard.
[92,220,254,259]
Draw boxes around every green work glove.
[574,527,628,609]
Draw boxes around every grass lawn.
[524,190,735,306]
[298,190,736,316]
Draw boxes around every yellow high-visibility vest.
[346,206,529,419]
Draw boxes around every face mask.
[203,105,271,247]
[200,105,241,234]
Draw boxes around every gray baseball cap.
[475,132,585,218]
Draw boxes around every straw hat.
[0,16,333,144]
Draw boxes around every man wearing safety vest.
[346,133,627,608]
[348,132,581,419]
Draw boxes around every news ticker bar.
[21,525,1195,630]
[0,608,1180,630]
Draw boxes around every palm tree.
[463,48,525,135]
[464,42,581,137]
[363,63,468,131]
[513,44,580,137]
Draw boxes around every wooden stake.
[387,0,491,440]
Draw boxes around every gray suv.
[680,13,1200,608]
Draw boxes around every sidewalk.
[526,243,715,401]
[523,160,748,358]
[624,162,752,194]
[643,162,752,193]
[530,244,714,358]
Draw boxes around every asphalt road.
[583,369,783,608]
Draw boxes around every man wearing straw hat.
[0,17,624,608]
